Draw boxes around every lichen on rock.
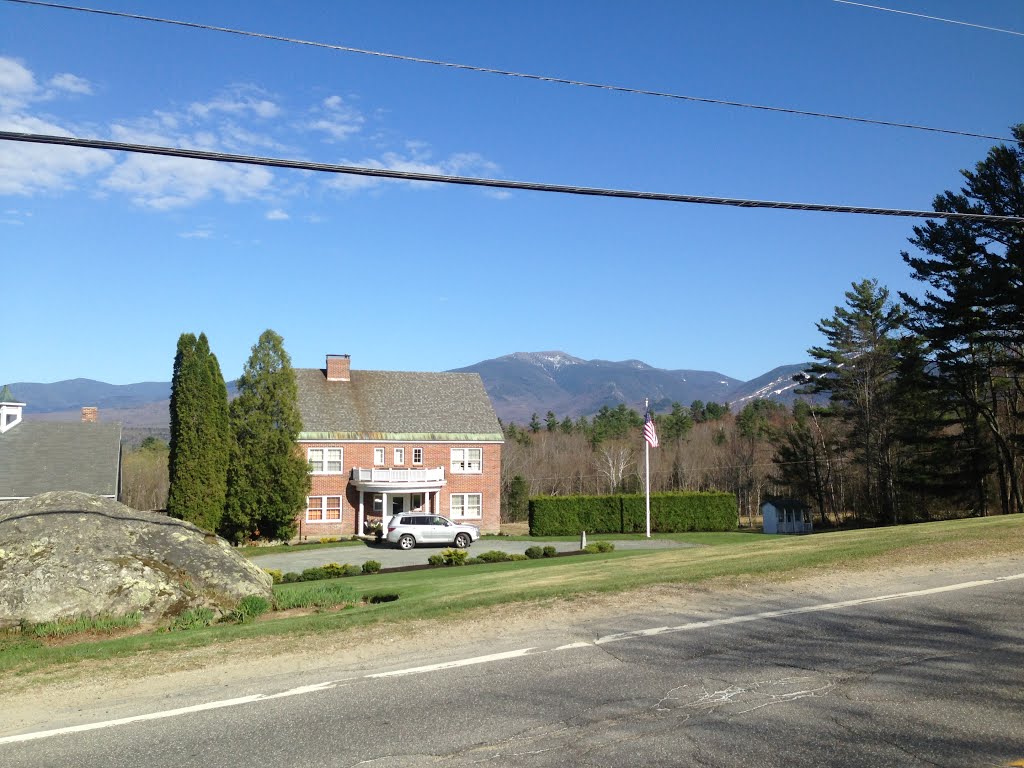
[0,491,272,628]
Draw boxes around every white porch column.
[357,492,365,536]
[381,491,388,522]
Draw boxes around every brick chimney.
[81,406,98,423]
[326,354,350,382]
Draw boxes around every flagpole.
[645,398,651,539]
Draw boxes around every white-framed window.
[450,447,482,473]
[412,447,423,465]
[306,496,342,523]
[373,447,385,465]
[450,493,482,519]
[394,447,405,465]
[308,447,343,474]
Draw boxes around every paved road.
[249,536,690,572]
[4,562,1023,767]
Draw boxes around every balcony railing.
[350,467,446,484]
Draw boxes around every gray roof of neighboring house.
[295,368,503,441]
[0,421,122,499]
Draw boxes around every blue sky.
[2,0,1021,385]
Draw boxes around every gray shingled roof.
[0,421,122,499]
[295,369,503,441]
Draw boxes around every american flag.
[643,408,659,448]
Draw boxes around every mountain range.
[5,352,811,433]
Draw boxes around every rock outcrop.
[0,492,272,628]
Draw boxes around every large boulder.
[0,491,273,629]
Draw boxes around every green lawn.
[3,515,1021,679]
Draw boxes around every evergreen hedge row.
[528,492,737,535]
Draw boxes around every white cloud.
[304,94,363,141]
[102,153,274,210]
[49,73,93,95]
[0,57,37,110]
[179,228,213,239]
[0,114,114,196]
[326,145,500,193]
[189,87,280,120]
[1,58,503,211]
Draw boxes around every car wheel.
[398,534,416,550]
[453,533,471,549]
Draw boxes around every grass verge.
[3,515,1021,678]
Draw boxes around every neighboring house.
[295,354,504,538]
[0,385,123,502]
[761,498,813,535]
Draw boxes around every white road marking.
[593,577,1020,644]
[366,647,537,678]
[2,572,1021,746]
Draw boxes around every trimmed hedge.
[528,492,736,535]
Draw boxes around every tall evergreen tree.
[167,332,230,530]
[900,124,1024,515]
[222,329,310,543]
[802,279,913,523]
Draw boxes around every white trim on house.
[0,400,25,434]
[450,492,483,519]
[296,438,504,445]
[450,447,482,474]
[307,447,344,474]
[305,494,344,523]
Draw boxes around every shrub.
[583,543,601,554]
[263,568,283,584]
[542,546,558,558]
[477,550,511,563]
[342,564,361,577]
[362,560,382,574]
[508,554,529,561]
[168,607,216,631]
[524,546,543,559]
[529,492,737,535]
[319,537,338,544]
[282,572,302,583]
[228,595,271,623]
[432,548,469,566]
[465,557,482,565]
[595,541,615,552]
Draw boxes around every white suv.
[385,514,480,550]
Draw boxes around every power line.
[2,0,1015,144]
[834,1,1024,37]
[4,130,1022,223]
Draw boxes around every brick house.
[294,354,503,538]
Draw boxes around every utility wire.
[2,0,1015,144]
[834,1,1024,37]
[3,130,1022,223]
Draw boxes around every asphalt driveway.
[248,537,692,572]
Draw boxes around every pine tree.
[222,329,310,543]
[900,125,1024,515]
[802,279,912,523]
[167,332,230,530]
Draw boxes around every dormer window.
[0,387,25,434]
